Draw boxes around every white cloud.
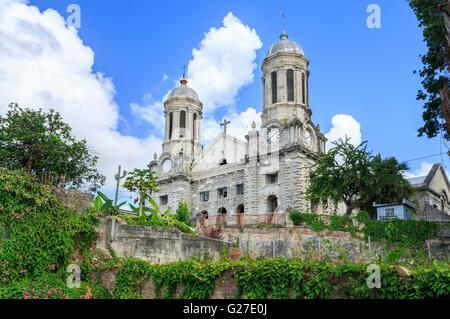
[130,100,165,135]
[202,107,261,144]
[187,12,262,113]
[0,0,162,192]
[402,161,436,179]
[325,114,362,152]
[133,12,263,146]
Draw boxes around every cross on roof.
[220,118,231,135]
[280,11,286,32]
[181,64,187,78]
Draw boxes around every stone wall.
[96,218,230,264]
[49,186,94,214]
[199,225,450,263]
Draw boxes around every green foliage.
[113,258,152,299]
[122,168,160,216]
[0,103,105,191]
[288,209,443,248]
[306,137,414,216]
[108,257,450,299]
[408,0,449,139]
[0,168,102,298]
[363,155,415,219]
[0,168,98,284]
[92,191,126,216]
[362,218,442,248]
[288,210,360,237]
[174,201,193,227]
[120,200,195,236]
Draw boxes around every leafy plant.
[174,201,193,227]
[306,137,413,217]
[408,0,449,139]
[92,191,126,216]
[122,168,160,216]
[0,168,99,290]
[0,103,105,191]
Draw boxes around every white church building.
[148,28,331,225]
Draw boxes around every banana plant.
[94,191,126,216]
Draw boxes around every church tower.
[261,26,311,128]
[162,73,203,162]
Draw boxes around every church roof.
[168,84,199,100]
[267,31,304,57]
[407,163,450,191]
[407,176,426,185]
[167,75,199,101]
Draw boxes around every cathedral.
[148,27,329,226]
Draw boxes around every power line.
[404,153,445,163]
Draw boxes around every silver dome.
[267,31,304,56]
[167,83,199,100]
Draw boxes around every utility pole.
[114,165,127,207]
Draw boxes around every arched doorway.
[236,204,244,225]
[267,195,278,224]
[216,207,227,225]
[200,210,208,227]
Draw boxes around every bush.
[174,201,193,227]
[0,168,98,289]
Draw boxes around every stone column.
[278,69,287,102]
[164,112,170,141]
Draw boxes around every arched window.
[287,69,294,101]
[180,111,186,138]
[271,71,277,104]
[302,73,306,104]
[193,113,197,140]
[169,112,173,140]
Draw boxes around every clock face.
[305,130,312,145]
[267,128,280,145]
[162,159,172,173]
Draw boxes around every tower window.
[287,69,294,101]
[169,112,173,140]
[180,111,186,138]
[271,71,277,104]
[302,73,306,104]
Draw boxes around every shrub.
[0,168,98,287]
[174,201,193,227]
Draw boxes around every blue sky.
[0,0,448,202]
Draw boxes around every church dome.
[167,76,199,100]
[267,31,304,56]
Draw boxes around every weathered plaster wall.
[96,218,230,264]
[199,225,450,263]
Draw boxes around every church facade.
[148,28,330,225]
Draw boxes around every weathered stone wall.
[199,225,450,263]
[49,186,94,214]
[96,218,230,264]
